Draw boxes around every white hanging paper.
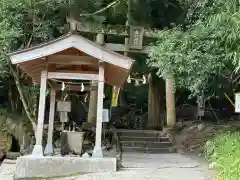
[59,112,69,122]
[102,109,109,122]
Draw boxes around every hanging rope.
[50,78,94,85]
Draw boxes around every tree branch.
[80,0,119,17]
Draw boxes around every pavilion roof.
[8,33,135,87]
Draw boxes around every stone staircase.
[117,129,176,153]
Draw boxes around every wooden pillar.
[166,75,176,127]
[147,73,163,129]
[92,62,105,158]
[87,33,104,123]
[32,70,47,156]
[44,88,56,156]
[87,81,98,123]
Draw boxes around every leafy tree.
[148,0,240,98]
[0,0,70,135]
[0,0,191,133]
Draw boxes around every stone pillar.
[44,88,56,155]
[166,75,176,127]
[32,70,47,156]
[92,62,105,158]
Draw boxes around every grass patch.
[204,132,240,180]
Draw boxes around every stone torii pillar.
[166,75,176,127]
[32,70,48,156]
[44,88,56,155]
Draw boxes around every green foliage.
[204,132,240,180]
[147,0,240,96]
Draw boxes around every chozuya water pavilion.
[8,32,135,178]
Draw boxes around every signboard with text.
[57,101,71,112]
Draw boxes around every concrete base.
[14,155,117,179]
[44,143,53,156]
[32,145,43,156]
[92,146,103,158]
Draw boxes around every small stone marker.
[235,92,240,112]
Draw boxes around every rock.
[6,152,20,160]
[177,145,186,154]
[55,153,62,157]
[0,150,6,162]
[82,152,90,157]
[177,148,185,154]
[188,125,197,132]
[189,145,197,152]
[208,162,217,169]
[176,121,184,129]
[54,140,61,148]
[169,146,177,153]
[197,123,206,131]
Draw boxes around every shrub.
[204,132,240,180]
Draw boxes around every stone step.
[120,141,172,148]
[119,136,170,142]
[122,146,175,153]
[117,129,166,138]
[146,147,177,153]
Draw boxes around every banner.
[111,86,120,107]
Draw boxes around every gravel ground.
[60,153,216,180]
[0,160,16,180]
[61,167,215,180]
[0,153,216,180]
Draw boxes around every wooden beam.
[47,55,98,66]
[50,70,98,74]
[55,84,97,91]
[47,72,99,80]
[104,43,151,54]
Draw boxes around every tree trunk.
[9,83,15,111]
[11,67,37,134]
[166,75,176,127]
[147,72,164,129]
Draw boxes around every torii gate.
[8,33,135,157]
[67,18,177,128]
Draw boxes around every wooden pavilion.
[8,33,135,158]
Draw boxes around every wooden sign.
[235,93,240,113]
[129,26,144,49]
[57,101,71,112]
